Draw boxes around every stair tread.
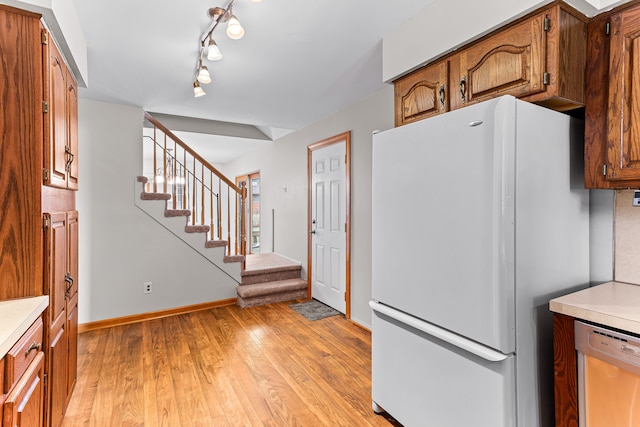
[205,240,228,248]
[185,224,210,233]
[224,255,245,263]
[236,278,307,298]
[141,192,171,201]
[166,209,191,217]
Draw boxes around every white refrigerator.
[370,95,589,426]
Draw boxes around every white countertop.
[0,296,49,359]
[550,281,640,335]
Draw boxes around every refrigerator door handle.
[370,300,509,362]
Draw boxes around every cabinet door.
[394,60,449,126]
[65,211,78,403]
[44,212,67,323]
[47,314,67,427]
[459,12,546,105]
[606,6,640,182]
[3,352,45,427]
[65,292,78,406]
[66,69,78,190]
[45,38,68,189]
[66,211,78,298]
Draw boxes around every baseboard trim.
[78,298,237,333]
[349,319,371,333]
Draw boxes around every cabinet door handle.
[439,84,446,109]
[65,272,75,297]
[460,76,467,103]
[25,341,41,356]
[65,146,74,172]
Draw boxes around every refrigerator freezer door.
[372,96,516,353]
[371,307,516,427]
[370,301,507,361]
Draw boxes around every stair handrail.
[143,136,220,198]
[143,112,247,256]
[144,112,241,193]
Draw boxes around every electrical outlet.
[144,282,152,294]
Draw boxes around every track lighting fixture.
[207,38,223,61]
[192,0,259,97]
[197,64,212,84]
[193,81,206,97]
[226,13,245,40]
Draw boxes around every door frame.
[307,131,351,318]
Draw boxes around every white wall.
[1,0,88,86]
[382,0,554,82]
[220,86,395,328]
[77,99,238,324]
[382,0,633,83]
[590,190,614,284]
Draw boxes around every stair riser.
[237,289,308,309]
[241,269,302,285]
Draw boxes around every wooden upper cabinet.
[66,68,79,190]
[43,31,78,190]
[394,61,448,126]
[459,13,546,106]
[606,6,640,182]
[393,2,587,127]
[584,1,640,188]
[46,38,68,189]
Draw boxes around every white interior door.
[311,141,346,313]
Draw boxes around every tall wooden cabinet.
[584,0,640,188]
[0,6,44,300]
[0,5,79,427]
[394,2,587,126]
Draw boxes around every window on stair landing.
[236,172,260,254]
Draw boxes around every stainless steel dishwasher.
[575,320,640,427]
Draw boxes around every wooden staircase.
[139,112,308,308]
[237,253,308,308]
[136,179,308,307]
[136,176,245,264]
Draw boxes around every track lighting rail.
[193,0,259,97]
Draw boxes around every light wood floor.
[62,301,401,426]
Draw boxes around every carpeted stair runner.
[136,176,243,265]
[236,254,308,308]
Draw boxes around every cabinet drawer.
[4,317,43,394]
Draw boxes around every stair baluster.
[142,112,247,257]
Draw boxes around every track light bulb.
[197,65,211,84]
[193,81,206,97]
[207,39,223,61]
[226,15,244,39]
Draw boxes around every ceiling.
[71,0,436,162]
